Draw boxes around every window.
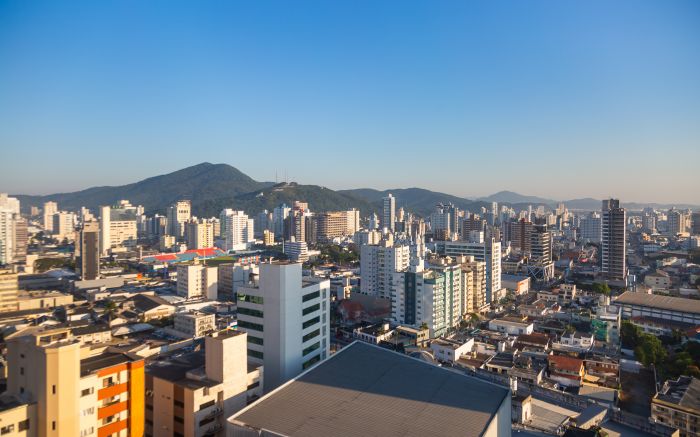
[174,400,184,408]
[174,416,184,424]
[247,381,260,390]
[247,335,264,345]
[302,316,320,329]
[303,329,320,343]
[302,303,320,316]
[81,388,94,397]
[52,385,56,394]
[18,420,29,432]
[303,342,320,356]
[237,320,264,332]
[52,422,56,431]
[199,400,215,411]
[248,349,264,359]
[302,290,320,302]
[238,307,264,318]
[238,294,264,304]
[303,355,321,369]
[1,425,15,435]
[199,417,215,427]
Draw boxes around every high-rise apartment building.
[177,264,218,300]
[382,194,396,232]
[51,211,76,241]
[167,200,191,238]
[436,236,502,304]
[360,240,411,299]
[13,216,27,262]
[78,221,100,280]
[602,199,627,282]
[4,327,145,437]
[100,202,139,255]
[391,261,462,338]
[459,256,487,313]
[0,209,15,265]
[315,209,360,243]
[461,214,486,238]
[42,201,58,232]
[184,219,214,250]
[272,204,291,238]
[580,212,602,243]
[0,193,20,215]
[693,212,700,235]
[667,209,689,235]
[236,262,330,392]
[221,210,254,251]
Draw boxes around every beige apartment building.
[145,330,263,437]
[1,327,145,437]
[651,376,700,436]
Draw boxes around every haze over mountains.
[13,163,698,217]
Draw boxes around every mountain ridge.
[13,163,699,216]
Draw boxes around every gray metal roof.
[614,291,700,315]
[230,341,509,437]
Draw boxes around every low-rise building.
[614,292,700,325]
[174,311,216,337]
[430,336,474,363]
[488,316,534,336]
[554,331,595,353]
[548,354,585,388]
[352,322,395,344]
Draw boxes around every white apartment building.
[436,236,502,304]
[51,211,76,241]
[43,201,58,232]
[167,200,191,238]
[0,210,15,265]
[221,210,254,251]
[99,203,138,255]
[173,311,216,337]
[177,264,218,300]
[236,262,330,392]
[360,240,411,299]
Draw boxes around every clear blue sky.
[1,1,699,203]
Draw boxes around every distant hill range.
[14,163,698,217]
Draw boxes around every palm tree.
[104,300,118,323]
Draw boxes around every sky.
[1,1,699,203]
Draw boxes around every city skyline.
[1,1,699,203]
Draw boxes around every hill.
[15,163,376,217]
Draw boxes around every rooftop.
[80,352,135,377]
[653,376,700,413]
[230,341,509,437]
[614,292,700,315]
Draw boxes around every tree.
[104,300,118,323]
[635,333,666,367]
[621,320,641,349]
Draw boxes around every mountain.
[17,163,271,216]
[479,191,557,206]
[339,188,490,216]
[15,163,378,217]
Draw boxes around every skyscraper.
[382,194,396,232]
[602,199,627,282]
[78,221,100,280]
